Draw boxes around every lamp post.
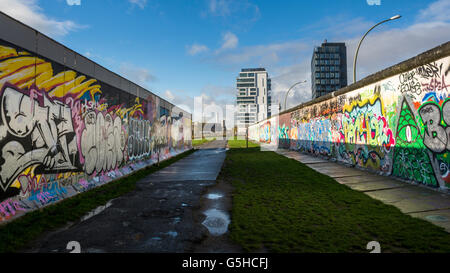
[353,15,401,83]
[284,80,307,111]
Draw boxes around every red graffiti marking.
[0,199,25,221]
[421,75,450,93]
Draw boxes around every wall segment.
[0,12,192,222]
[249,42,450,190]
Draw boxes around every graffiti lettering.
[399,71,422,96]
[81,110,125,175]
[128,118,151,160]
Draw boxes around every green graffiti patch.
[392,97,437,187]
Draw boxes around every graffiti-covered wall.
[250,43,450,190]
[0,17,191,222]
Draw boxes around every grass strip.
[227,139,260,148]
[0,148,195,253]
[192,137,216,147]
[222,146,450,253]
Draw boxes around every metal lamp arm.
[353,19,391,83]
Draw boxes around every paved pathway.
[276,149,450,232]
[24,140,228,253]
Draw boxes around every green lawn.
[222,146,450,253]
[192,137,216,147]
[227,139,260,148]
[0,149,195,253]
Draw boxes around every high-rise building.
[311,41,347,99]
[236,68,271,134]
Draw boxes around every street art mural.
[0,41,191,222]
[249,55,450,189]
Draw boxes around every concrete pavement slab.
[305,163,368,178]
[335,174,388,184]
[346,179,409,192]
[364,186,450,213]
[408,209,450,232]
[144,148,227,182]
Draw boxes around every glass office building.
[311,41,347,99]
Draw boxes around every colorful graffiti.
[249,54,450,189]
[0,41,191,221]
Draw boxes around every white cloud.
[417,0,450,22]
[119,63,157,87]
[0,0,85,37]
[213,40,309,67]
[187,44,209,55]
[66,0,81,6]
[202,0,260,25]
[164,90,175,101]
[270,61,312,110]
[128,0,147,9]
[208,0,230,16]
[216,31,238,53]
[299,16,375,39]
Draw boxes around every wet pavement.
[23,140,238,253]
[276,149,450,232]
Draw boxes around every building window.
[237,83,255,87]
[335,60,340,65]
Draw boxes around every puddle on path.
[425,215,448,222]
[202,209,230,236]
[166,231,178,237]
[81,200,113,222]
[206,193,224,200]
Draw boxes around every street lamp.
[353,15,401,83]
[284,80,307,111]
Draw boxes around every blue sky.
[0,0,449,119]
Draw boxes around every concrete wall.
[249,42,450,190]
[0,12,192,222]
